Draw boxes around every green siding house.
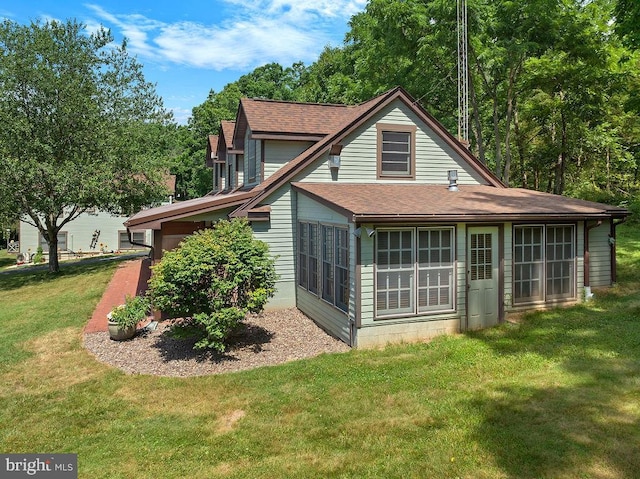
[126,87,629,347]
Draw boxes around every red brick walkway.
[84,258,151,333]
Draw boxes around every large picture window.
[377,124,416,179]
[513,224,575,304]
[298,222,349,312]
[376,227,455,318]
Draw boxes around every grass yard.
[0,249,15,269]
[1,226,639,478]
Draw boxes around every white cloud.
[84,0,366,71]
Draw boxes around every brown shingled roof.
[220,121,236,150]
[292,183,629,222]
[232,97,374,147]
[206,135,218,167]
[242,98,355,136]
[124,189,258,230]
[231,87,503,218]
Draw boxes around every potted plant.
[107,294,150,341]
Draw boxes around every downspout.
[127,227,154,260]
[584,220,602,301]
[611,217,627,284]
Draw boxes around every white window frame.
[375,227,456,319]
[513,224,576,304]
[417,227,455,313]
[513,225,545,304]
[375,228,416,317]
[546,225,576,300]
[118,231,146,250]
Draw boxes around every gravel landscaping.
[84,308,350,377]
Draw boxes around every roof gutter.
[350,213,616,223]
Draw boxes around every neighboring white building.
[19,210,152,259]
[18,176,175,260]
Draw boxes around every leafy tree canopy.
[0,19,173,272]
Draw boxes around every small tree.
[148,219,277,352]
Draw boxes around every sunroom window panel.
[308,223,319,294]
[546,225,574,300]
[417,228,454,313]
[513,226,544,303]
[335,228,349,312]
[298,223,308,289]
[322,225,334,303]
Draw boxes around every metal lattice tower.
[457,0,469,144]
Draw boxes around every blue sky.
[2,0,367,124]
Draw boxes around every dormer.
[232,97,359,185]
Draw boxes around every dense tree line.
[181,0,639,211]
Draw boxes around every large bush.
[148,219,277,351]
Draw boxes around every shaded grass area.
[0,226,639,478]
[0,249,15,269]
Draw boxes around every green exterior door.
[467,227,500,330]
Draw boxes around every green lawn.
[0,249,15,269]
[1,226,639,478]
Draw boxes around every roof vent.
[448,170,459,191]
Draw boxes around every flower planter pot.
[107,318,137,341]
[108,320,136,341]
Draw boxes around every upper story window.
[377,123,417,179]
[247,139,259,184]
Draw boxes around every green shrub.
[148,219,277,352]
[33,245,44,264]
[108,294,150,328]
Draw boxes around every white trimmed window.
[418,228,455,312]
[513,226,544,303]
[546,225,575,299]
[376,227,455,318]
[376,229,415,315]
[513,224,575,304]
[118,231,145,250]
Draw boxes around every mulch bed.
[83,308,350,377]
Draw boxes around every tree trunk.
[46,227,60,273]
[606,146,611,192]
[513,104,528,188]
[554,110,567,195]
[503,71,517,187]
[469,74,486,164]
[492,94,502,179]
